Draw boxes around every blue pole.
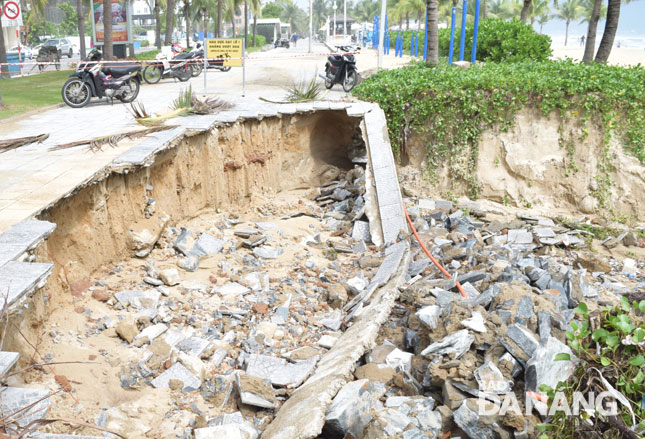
[449,7,456,64]
[423,7,428,61]
[399,32,403,57]
[471,0,481,62]
[410,34,413,56]
[459,0,467,61]
[415,36,418,57]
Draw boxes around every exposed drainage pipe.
[404,207,467,298]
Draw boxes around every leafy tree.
[536,11,552,33]
[353,0,379,23]
[556,0,583,46]
[313,0,330,30]
[59,2,79,36]
[262,1,284,17]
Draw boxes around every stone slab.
[0,219,56,255]
[151,362,201,392]
[0,351,19,377]
[0,261,53,307]
[0,387,50,427]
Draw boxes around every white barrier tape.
[0,51,362,67]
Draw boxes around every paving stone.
[177,336,211,357]
[237,373,277,409]
[0,351,19,377]
[324,379,385,438]
[193,233,225,256]
[525,337,577,394]
[151,363,201,392]
[0,219,56,252]
[253,246,284,259]
[421,329,474,359]
[351,221,372,243]
[507,229,534,244]
[246,354,317,387]
[0,387,50,427]
[474,362,512,394]
[114,289,160,310]
[0,261,53,307]
[213,282,250,296]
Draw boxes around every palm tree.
[556,0,582,46]
[165,0,176,44]
[529,0,550,24]
[487,0,518,19]
[184,0,191,47]
[154,0,165,48]
[313,0,330,30]
[250,0,262,45]
[409,0,425,30]
[580,0,604,63]
[103,0,113,58]
[426,0,438,64]
[282,2,306,32]
[217,0,223,36]
[536,11,552,32]
[594,0,619,62]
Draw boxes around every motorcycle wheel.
[190,62,203,77]
[177,66,191,82]
[143,65,163,84]
[221,66,232,72]
[118,79,141,103]
[342,70,358,92]
[62,78,91,108]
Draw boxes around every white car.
[43,38,74,58]
[8,45,32,59]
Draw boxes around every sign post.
[204,38,243,96]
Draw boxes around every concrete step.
[0,351,19,377]
[0,261,54,308]
[0,386,50,428]
[0,219,56,267]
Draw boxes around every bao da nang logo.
[477,391,620,417]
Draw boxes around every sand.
[551,45,645,66]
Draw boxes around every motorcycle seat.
[103,65,141,77]
[174,52,192,59]
[328,56,344,67]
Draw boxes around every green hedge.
[243,34,266,47]
[386,18,551,63]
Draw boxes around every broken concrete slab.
[0,387,50,427]
[0,219,56,253]
[114,289,160,310]
[323,379,385,438]
[525,337,577,395]
[0,261,53,308]
[246,354,317,388]
[151,363,201,392]
[213,282,250,296]
[0,351,19,377]
[421,329,474,359]
[237,373,277,409]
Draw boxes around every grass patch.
[0,71,70,120]
[134,49,161,60]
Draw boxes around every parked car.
[43,38,74,58]
[8,45,32,59]
[32,44,43,57]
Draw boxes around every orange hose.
[404,207,468,298]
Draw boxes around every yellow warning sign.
[205,38,243,67]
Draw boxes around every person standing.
[580,35,585,46]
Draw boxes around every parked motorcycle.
[322,45,359,92]
[180,44,232,74]
[170,43,204,77]
[142,46,193,84]
[61,49,142,108]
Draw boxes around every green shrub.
[438,18,552,62]
[242,34,267,48]
[141,40,150,47]
[134,49,161,60]
[384,19,551,62]
[353,60,645,199]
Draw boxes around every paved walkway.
[0,40,411,233]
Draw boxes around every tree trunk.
[0,93,4,108]
[103,0,114,58]
[482,0,487,18]
[231,14,235,36]
[594,0,620,63]
[244,0,248,43]
[406,12,409,30]
[540,23,543,33]
[217,0,222,37]
[185,0,190,47]
[426,0,438,65]
[520,0,531,23]
[582,0,601,63]
[253,14,257,46]
[0,17,7,78]
[203,9,208,37]
[564,19,569,46]
[155,1,162,48]
[77,0,87,57]
[164,0,175,44]
[417,11,422,31]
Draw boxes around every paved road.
[0,39,411,232]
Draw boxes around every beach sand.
[551,45,645,66]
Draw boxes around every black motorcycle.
[322,45,359,92]
[142,46,193,84]
[61,49,142,108]
[187,45,232,73]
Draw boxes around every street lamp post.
[343,0,347,43]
